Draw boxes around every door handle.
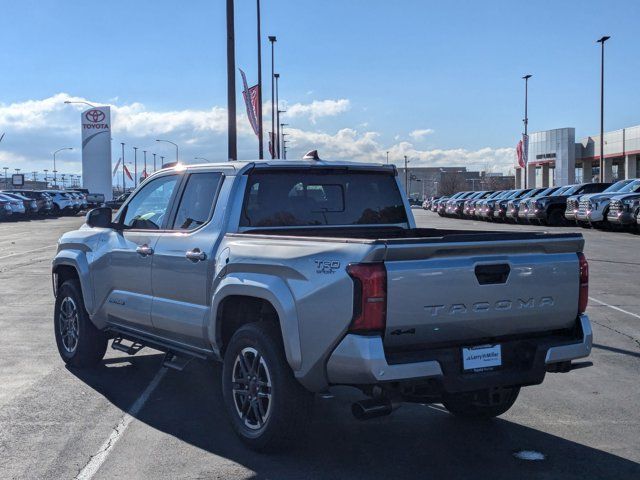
[136,244,154,257]
[186,248,206,262]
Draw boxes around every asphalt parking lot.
[1,212,639,479]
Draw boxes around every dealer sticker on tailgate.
[462,344,502,372]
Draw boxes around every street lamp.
[386,151,389,165]
[44,169,49,186]
[133,147,138,188]
[2,167,7,188]
[121,143,126,193]
[274,73,281,158]
[64,100,96,108]
[404,155,410,194]
[53,147,73,188]
[597,35,611,182]
[522,74,532,189]
[268,35,277,159]
[226,0,238,161]
[256,0,264,159]
[156,139,179,164]
[143,150,147,178]
[280,121,288,160]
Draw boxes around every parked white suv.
[44,191,76,215]
[576,179,640,227]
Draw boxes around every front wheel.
[222,322,314,452]
[442,386,520,419]
[54,279,108,368]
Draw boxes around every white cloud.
[285,99,350,123]
[286,127,515,173]
[0,93,515,176]
[409,128,435,140]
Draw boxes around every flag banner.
[239,68,260,136]
[112,157,121,177]
[268,132,275,158]
[123,164,133,181]
[516,140,524,168]
[522,133,529,167]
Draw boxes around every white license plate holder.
[462,344,502,372]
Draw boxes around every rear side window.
[241,169,408,227]
[172,172,223,230]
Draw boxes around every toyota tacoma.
[52,159,593,451]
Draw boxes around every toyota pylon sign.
[81,107,112,200]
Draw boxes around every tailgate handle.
[475,264,510,285]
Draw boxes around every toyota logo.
[85,109,105,123]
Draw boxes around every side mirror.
[86,207,117,229]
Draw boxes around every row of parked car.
[0,189,100,221]
[422,178,640,230]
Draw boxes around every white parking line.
[0,244,57,261]
[75,367,168,480]
[589,296,640,320]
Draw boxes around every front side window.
[241,169,408,227]
[172,172,223,230]
[122,175,178,230]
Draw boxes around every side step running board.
[163,352,192,371]
[112,337,145,355]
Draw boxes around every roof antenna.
[302,150,321,161]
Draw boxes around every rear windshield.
[241,169,408,227]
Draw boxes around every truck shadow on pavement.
[70,353,640,480]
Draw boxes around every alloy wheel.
[231,347,273,430]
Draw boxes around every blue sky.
[1,0,639,177]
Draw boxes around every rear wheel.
[54,279,108,368]
[443,386,520,419]
[222,322,314,452]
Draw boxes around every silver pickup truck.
[52,160,592,451]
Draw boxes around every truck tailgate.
[382,235,583,349]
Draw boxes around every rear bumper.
[326,315,592,391]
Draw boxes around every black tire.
[54,279,108,368]
[442,386,520,419]
[548,209,566,227]
[222,322,314,452]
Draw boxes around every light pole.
[2,167,7,188]
[64,100,96,108]
[522,74,532,189]
[44,169,49,186]
[269,35,277,158]
[404,155,410,194]
[386,151,389,165]
[226,0,237,161]
[195,157,210,162]
[160,156,165,167]
[133,147,138,188]
[277,111,287,159]
[281,128,289,159]
[121,143,126,193]
[256,0,264,159]
[153,153,157,172]
[597,36,610,182]
[143,150,147,178]
[53,147,73,188]
[156,139,179,164]
[274,73,281,158]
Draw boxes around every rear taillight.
[347,263,387,333]
[578,252,589,314]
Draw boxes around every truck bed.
[237,226,582,244]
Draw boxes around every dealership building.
[515,124,640,188]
